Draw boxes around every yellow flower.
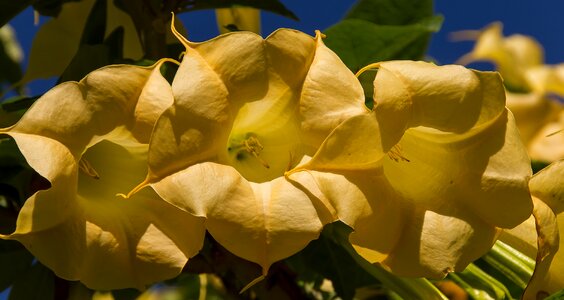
[128,24,367,286]
[456,22,544,90]
[0,61,205,290]
[524,64,564,97]
[457,23,564,162]
[499,160,564,298]
[215,6,261,34]
[290,61,533,278]
[506,92,564,162]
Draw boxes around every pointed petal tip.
[170,12,189,46]
[314,30,326,39]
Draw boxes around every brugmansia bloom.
[500,160,564,298]
[457,22,564,162]
[455,22,544,90]
[129,24,368,286]
[0,61,206,290]
[506,92,564,162]
[129,19,533,285]
[457,22,564,97]
[289,61,533,277]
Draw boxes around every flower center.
[228,133,270,169]
[220,88,305,183]
[77,128,148,202]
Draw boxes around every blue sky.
[7,1,564,97]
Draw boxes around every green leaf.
[0,1,33,28]
[8,262,55,300]
[58,26,128,83]
[323,16,443,73]
[0,241,34,292]
[0,137,27,169]
[111,288,141,300]
[32,0,81,17]
[546,289,564,300]
[180,0,298,20]
[448,263,512,300]
[325,222,448,300]
[1,96,38,114]
[532,160,550,174]
[286,224,375,300]
[345,0,433,25]
[79,0,107,45]
[287,222,447,300]
[57,44,110,83]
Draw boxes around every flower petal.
[528,112,564,162]
[380,204,499,278]
[182,32,268,104]
[131,61,175,143]
[524,64,564,97]
[372,61,505,143]
[1,134,76,234]
[152,162,328,274]
[2,136,205,290]
[383,110,532,228]
[522,197,560,299]
[506,92,559,144]
[300,32,367,147]
[294,112,386,171]
[6,63,168,154]
[456,22,543,89]
[1,61,203,290]
[265,29,316,88]
[303,169,405,257]
[530,160,564,214]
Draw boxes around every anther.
[79,158,100,179]
[229,134,270,169]
[387,144,410,162]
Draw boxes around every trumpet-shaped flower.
[130,25,368,284]
[290,61,533,277]
[506,92,564,162]
[0,61,206,290]
[499,160,564,298]
[457,23,564,162]
[456,22,544,91]
[132,16,533,284]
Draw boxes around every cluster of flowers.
[0,20,561,297]
[456,22,564,297]
[458,22,564,162]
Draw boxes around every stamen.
[229,134,270,169]
[387,144,410,162]
[79,158,100,179]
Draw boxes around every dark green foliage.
[179,0,298,20]
[0,1,34,28]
